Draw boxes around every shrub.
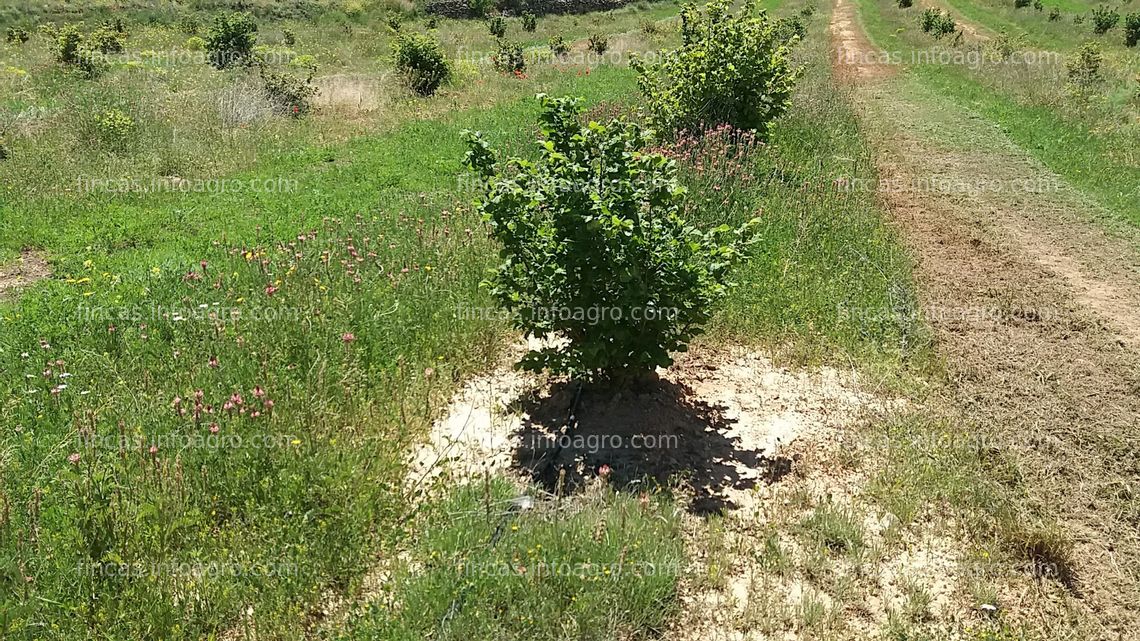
[469,0,493,17]
[641,19,660,35]
[386,11,403,31]
[1091,6,1119,34]
[633,0,800,139]
[919,8,938,30]
[206,11,258,69]
[587,32,608,54]
[1074,14,1084,24]
[0,139,8,161]
[178,14,200,34]
[258,63,317,116]
[989,30,1026,60]
[774,16,806,41]
[289,53,318,71]
[897,0,913,8]
[89,26,125,54]
[488,16,507,37]
[463,95,758,382]
[6,27,30,44]
[1125,13,1140,46]
[1067,41,1102,90]
[919,8,956,37]
[426,15,439,29]
[94,108,135,150]
[1033,0,1042,10]
[282,27,296,45]
[492,39,525,73]
[52,23,102,76]
[391,31,451,96]
[186,35,206,50]
[521,12,537,32]
[800,3,816,17]
[1014,0,1030,9]
[1049,7,1061,21]
[938,13,958,37]
[55,23,84,64]
[550,34,569,56]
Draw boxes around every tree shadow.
[509,376,794,515]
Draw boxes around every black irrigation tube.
[530,378,585,481]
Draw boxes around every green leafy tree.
[919,7,956,37]
[588,32,608,54]
[391,31,451,95]
[492,39,526,73]
[89,25,125,54]
[53,23,103,77]
[1067,41,1102,91]
[5,27,30,43]
[632,0,801,139]
[206,11,258,69]
[488,15,507,37]
[258,62,317,116]
[1091,6,1119,34]
[463,95,759,383]
[1124,13,1140,46]
[550,34,569,56]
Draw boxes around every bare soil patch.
[416,344,931,639]
[514,347,896,513]
[830,0,896,81]
[414,345,894,503]
[0,250,50,301]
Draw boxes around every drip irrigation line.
[436,379,583,635]
[530,378,585,480]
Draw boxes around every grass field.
[2,0,1138,638]
[853,0,1140,226]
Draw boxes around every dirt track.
[831,0,1140,636]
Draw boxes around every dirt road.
[831,0,1140,636]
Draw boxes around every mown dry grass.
[833,0,1140,636]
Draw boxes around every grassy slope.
[0,1,684,253]
[857,0,1140,227]
[0,66,642,641]
[705,29,924,367]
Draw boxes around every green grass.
[694,20,926,366]
[856,0,1140,226]
[0,1,683,223]
[940,0,1140,50]
[910,64,1140,224]
[799,501,866,553]
[341,480,684,640]
[0,65,640,268]
[0,1,938,638]
[0,64,642,640]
